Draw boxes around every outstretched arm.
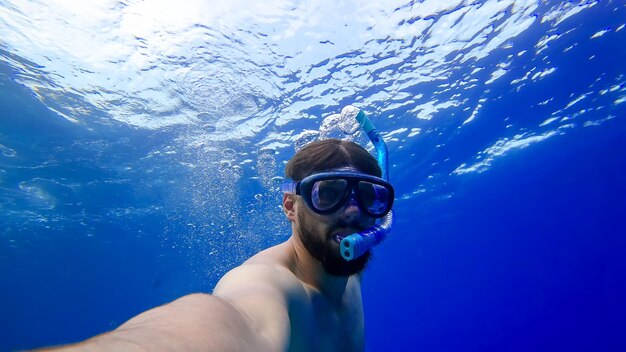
[36,293,272,352]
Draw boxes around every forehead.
[303,167,368,179]
[304,167,374,179]
[328,166,360,172]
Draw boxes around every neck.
[287,234,350,303]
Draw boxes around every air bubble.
[294,130,320,151]
[0,144,17,157]
[203,124,216,132]
[257,148,277,189]
[319,114,344,140]
[222,148,237,159]
[338,106,361,135]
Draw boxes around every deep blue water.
[2,1,626,351]
[366,120,626,351]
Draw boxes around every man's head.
[283,139,383,276]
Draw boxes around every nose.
[339,189,363,222]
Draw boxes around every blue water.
[1,1,626,351]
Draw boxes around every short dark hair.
[285,139,381,181]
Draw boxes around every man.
[44,139,394,352]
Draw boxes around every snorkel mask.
[282,170,394,219]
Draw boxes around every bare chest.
[288,286,364,352]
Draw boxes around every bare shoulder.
[212,244,306,352]
[215,264,300,293]
[214,241,303,296]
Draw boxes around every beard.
[297,209,372,277]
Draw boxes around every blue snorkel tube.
[339,106,393,261]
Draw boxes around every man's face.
[294,169,377,276]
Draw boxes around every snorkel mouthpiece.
[340,211,393,260]
[340,228,380,261]
[339,106,394,261]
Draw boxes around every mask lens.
[311,179,348,211]
[358,181,390,216]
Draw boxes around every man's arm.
[37,293,272,352]
[212,264,303,352]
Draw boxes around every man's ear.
[283,194,297,222]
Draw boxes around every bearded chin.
[297,211,371,277]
